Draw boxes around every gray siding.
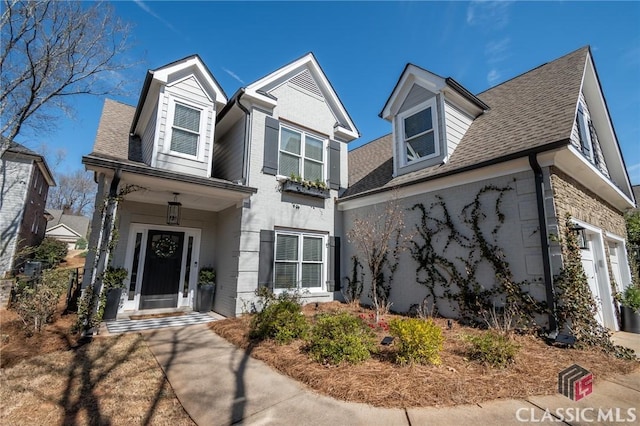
[215,205,242,317]
[214,117,245,182]
[341,170,549,320]
[444,100,474,157]
[141,104,158,165]
[0,156,33,275]
[398,84,435,114]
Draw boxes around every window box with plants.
[617,284,640,334]
[197,267,216,313]
[282,174,330,199]
[102,266,128,321]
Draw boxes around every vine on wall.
[410,184,545,326]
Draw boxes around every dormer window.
[170,102,202,157]
[399,99,439,165]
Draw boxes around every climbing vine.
[410,184,545,326]
[342,256,364,304]
[554,214,634,358]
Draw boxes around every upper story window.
[279,126,325,182]
[399,99,439,165]
[170,103,201,157]
[274,231,324,290]
[576,102,602,170]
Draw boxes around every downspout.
[528,154,558,336]
[235,89,251,186]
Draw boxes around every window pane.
[404,107,432,139]
[304,160,323,182]
[174,104,200,132]
[276,234,298,261]
[303,237,322,261]
[279,152,300,177]
[275,263,297,289]
[406,131,435,161]
[171,128,198,156]
[301,264,321,288]
[305,136,323,161]
[280,128,301,154]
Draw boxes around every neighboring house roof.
[1,138,56,186]
[46,209,90,238]
[46,223,83,239]
[344,46,589,199]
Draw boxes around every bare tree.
[47,169,96,216]
[0,0,133,150]
[347,194,412,322]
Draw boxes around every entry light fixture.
[167,193,182,225]
[569,224,587,250]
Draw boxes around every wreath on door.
[152,236,178,258]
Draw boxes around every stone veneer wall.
[549,167,626,237]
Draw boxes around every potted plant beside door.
[617,284,640,334]
[102,266,128,321]
[197,267,216,313]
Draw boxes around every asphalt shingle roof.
[92,99,138,162]
[344,46,589,199]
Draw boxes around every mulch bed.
[209,301,639,408]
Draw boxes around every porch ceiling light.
[569,224,588,250]
[167,193,182,225]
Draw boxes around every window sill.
[281,180,330,199]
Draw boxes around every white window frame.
[278,124,327,183]
[166,96,207,161]
[398,99,440,166]
[576,103,594,162]
[273,230,327,292]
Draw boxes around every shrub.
[102,266,128,290]
[616,285,640,313]
[388,318,444,365]
[307,312,376,365]
[464,331,519,368]
[13,268,69,333]
[249,293,309,344]
[33,237,68,267]
[75,237,88,250]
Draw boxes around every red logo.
[558,364,593,401]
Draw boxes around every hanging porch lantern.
[167,193,182,225]
[569,224,588,250]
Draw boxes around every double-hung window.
[399,100,439,164]
[170,103,201,157]
[274,232,324,290]
[279,127,324,182]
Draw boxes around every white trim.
[278,123,328,184]
[165,95,209,161]
[397,99,440,166]
[604,232,633,291]
[273,229,328,293]
[153,56,227,107]
[122,223,201,312]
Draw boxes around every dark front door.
[140,230,184,310]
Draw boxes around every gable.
[46,223,82,239]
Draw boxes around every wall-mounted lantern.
[569,224,588,250]
[167,193,182,225]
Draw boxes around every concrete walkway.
[145,324,640,426]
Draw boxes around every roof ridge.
[477,45,589,96]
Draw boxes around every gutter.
[235,89,251,185]
[528,153,558,336]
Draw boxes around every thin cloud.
[487,69,501,85]
[628,163,640,172]
[485,37,510,64]
[134,0,181,35]
[467,1,512,30]
[223,68,245,85]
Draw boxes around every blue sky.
[20,1,640,184]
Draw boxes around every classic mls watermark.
[516,407,637,423]
[515,364,637,423]
[558,364,593,401]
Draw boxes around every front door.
[140,230,185,310]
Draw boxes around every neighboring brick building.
[0,141,56,276]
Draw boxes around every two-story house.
[341,46,636,332]
[1,140,56,277]
[82,54,358,317]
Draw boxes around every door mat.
[129,312,187,320]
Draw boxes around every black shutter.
[329,140,341,190]
[263,116,280,175]
[258,230,275,289]
[327,236,340,292]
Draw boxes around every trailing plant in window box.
[282,178,329,199]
